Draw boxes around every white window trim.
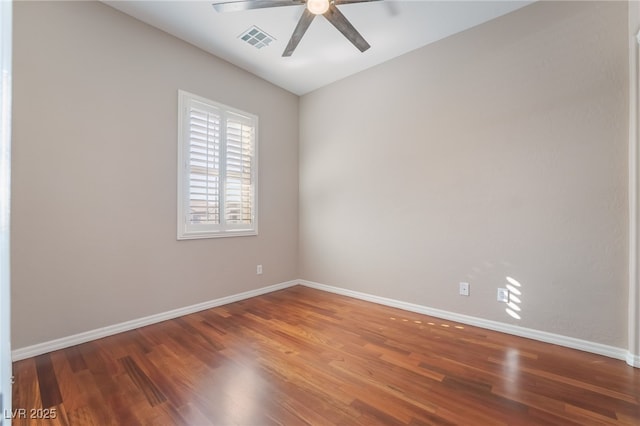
[177,90,258,240]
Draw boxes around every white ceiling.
[104,0,533,95]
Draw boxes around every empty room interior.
[4,0,640,424]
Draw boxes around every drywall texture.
[300,1,629,347]
[12,1,299,349]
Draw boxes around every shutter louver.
[188,104,221,225]
[225,114,254,225]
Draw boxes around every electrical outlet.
[256,264,263,275]
[459,282,470,296]
[497,288,509,303]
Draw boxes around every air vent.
[238,26,275,49]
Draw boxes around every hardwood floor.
[11,285,640,425]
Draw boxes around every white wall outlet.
[497,288,509,303]
[459,282,470,296]
[256,264,263,275]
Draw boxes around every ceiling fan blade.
[283,8,315,57]
[212,0,304,13]
[324,3,370,53]
[335,0,382,4]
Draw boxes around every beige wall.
[11,1,299,349]
[299,1,629,347]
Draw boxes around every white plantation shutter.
[188,101,221,226]
[178,91,257,239]
[225,113,255,226]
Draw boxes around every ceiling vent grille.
[238,26,275,49]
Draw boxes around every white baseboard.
[11,280,298,361]
[299,280,636,367]
[12,278,639,369]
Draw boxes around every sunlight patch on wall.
[505,276,523,320]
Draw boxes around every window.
[177,90,258,239]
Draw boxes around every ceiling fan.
[212,0,380,57]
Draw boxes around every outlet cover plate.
[497,288,509,302]
[459,282,470,296]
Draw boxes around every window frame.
[177,90,258,240]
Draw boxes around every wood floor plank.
[119,356,166,407]
[12,358,42,416]
[34,354,62,408]
[48,350,87,415]
[63,346,87,374]
[12,285,640,425]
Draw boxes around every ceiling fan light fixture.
[307,0,330,15]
